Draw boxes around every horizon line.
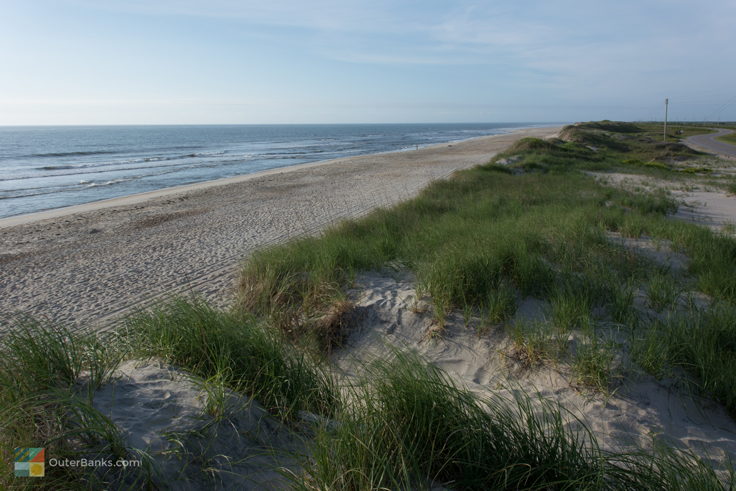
[0,121,569,128]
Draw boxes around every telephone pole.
[663,98,669,142]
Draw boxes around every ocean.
[0,123,543,218]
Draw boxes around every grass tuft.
[634,304,736,414]
[0,321,153,488]
[647,270,681,311]
[127,298,339,421]
[573,338,617,392]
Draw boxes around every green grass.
[0,301,339,489]
[126,298,339,422]
[483,278,518,325]
[295,352,730,490]
[0,320,153,489]
[647,269,681,311]
[717,132,736,146]
[634,304,736,415]
[573,338,617,392]
[610,280,637,326]
[6,121,736,488]
[509,320,568,366]
[633,122,720,142]
[237,121,736,414]
[1,298,733,488]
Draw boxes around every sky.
[1,0,735,125]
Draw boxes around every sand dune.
[334,272,736,473]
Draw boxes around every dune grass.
[296,352,730,490]
[3,312,732,489]
[238,121,736,411]
[5,121,736,488]
[633,303,736,413]
[0,319,152,489]
[126,299,339,422]
[0,301,338,488]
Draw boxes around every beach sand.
[0,126,560,331]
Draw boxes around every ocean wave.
[28,150,121,158]
[32,150,231,169]
[84,178,132,188]
[3,152,251,181]
[37,165,77,170]
[139,151,227,163]
[0,158,260,197]
[0,177,137,200]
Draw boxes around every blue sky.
[1,0,734,124]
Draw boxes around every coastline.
[0,124,558,229]
[6,121,736,489]
[0,125,560,330]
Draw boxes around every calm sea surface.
[0,123,543,218]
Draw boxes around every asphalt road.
[684,128,736,158]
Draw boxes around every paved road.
[684,128,736,158]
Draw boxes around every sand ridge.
[0,126,560,332]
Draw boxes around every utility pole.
[663,98,669,142]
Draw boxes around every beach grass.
[237,120,736,415]
[295,351,729,490]
[0,320,153,489]
[126,298,339,422]
[0,301,338,488]
[633,303,736,413]
[2,316,732,489]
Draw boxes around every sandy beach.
[0,126,560,331]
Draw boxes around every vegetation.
[0,320,153,489]
[717,131,736,146]
[296,352,729,490]
[127,299,338,421]
[634,303,736,412]
[238,120,736,410]
[5,120,736,488]
[2,320,731,489]
[0,302,338,489]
